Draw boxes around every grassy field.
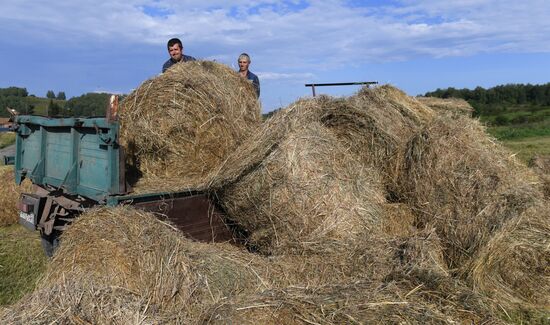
[24,96,65,116]
[0,133,15,150]
[498,135,550,163]
[0,225,47,305]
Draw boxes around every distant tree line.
[0,86,116,118]
[0,87,33,117]
[65,93,111,117]
[46,90,66,100]
[424,83,550,118]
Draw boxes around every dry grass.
[396,114,542,270]
[416,96,474,116]
[468,202,550,310]
[0,206,275,324]
[208,101,388,255]
[529,154,550,197]
[0,166,32,227]
[120,60,261,193]
[2,84,548,324]
[204,277,500,325]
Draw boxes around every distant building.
[0,117,13,130]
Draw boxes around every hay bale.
[209,114,387,255]
[351,86,435,142]
[120,60,261,193]
[0,166,32,227]
[468,203,550,310]
[344,85,435,192]
[416,96,474,116]
[1,206,273,324]
[396,114,543,269]
[208,87,434,254]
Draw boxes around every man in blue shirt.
[162,38,196,73]
[237,53,260,98]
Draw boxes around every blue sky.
[1,0,549,113]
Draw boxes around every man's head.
[238,53,251,72]
[167,38,183,62]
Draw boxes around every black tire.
[40,233,60,257]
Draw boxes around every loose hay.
[120,60,261,193]
[0,166,32,227]
[468,202,550,311]
[210,118,387,255]
[208,87,434,255]
[396,114,543,270]
[529,154,550,198]
[203,279,501,325]
[1,206,274,324]
[416,96,474,116]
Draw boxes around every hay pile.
[468,202,550,309]
[396,113,542,270]
[345,86,434,177]
[208,98,388,255]
[1,206,275,324]
[529,154,550,197]
[204,277,500,324]
[208,86,435,254]
[4,84,548,323]
[416,96,474,116]
[120,60,261,193]
[0,166,32,227]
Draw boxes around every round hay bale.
[1,206,274,324]
[0,166,32,227]
[346,85,435,192]
[416,96,474,116]
[120,60,261,193]
[209,114,387,255]
[396,114,543,270]
[350,85,435,146]
[468,203,550,310]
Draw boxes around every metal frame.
[305,81,378,97]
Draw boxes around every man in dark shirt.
[237,53,260,97]
[162,38,196,73]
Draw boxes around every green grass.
[0,225,47,305]
[0,132,15,149]
[24,96,65,116]
[487,120,550,140]
[497,135,550,164]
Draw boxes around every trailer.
[12,101,233,256]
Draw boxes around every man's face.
[168,43,183,61]
[238,58,250,72]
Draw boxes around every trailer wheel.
[41,233,60,257]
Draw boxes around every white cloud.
[258,72,315,81]
[2,0,549,66]
[1,0,549,110]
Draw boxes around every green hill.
[24,96,66,116]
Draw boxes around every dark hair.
[167,38,182,49]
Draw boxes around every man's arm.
[253,75,260,97]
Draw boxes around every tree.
[48,100,61,116]
[46,90,56,99]
[56,91,66,100]
[65,93,111,117]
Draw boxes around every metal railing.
[305,81,378,96]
